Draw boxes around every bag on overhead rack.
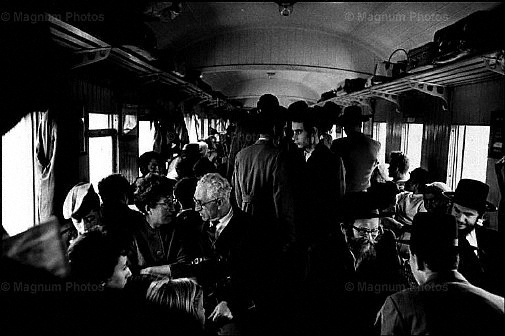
[433,4,505,65]
[407,42,436,73]
[318,89,337,103]
[372,49,408,85]
[342,78,367,94]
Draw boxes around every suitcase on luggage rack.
[407,42,436,73]
[433,5,505,65]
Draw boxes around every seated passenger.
[383,167,430,264]
[340,193,407,335]
[445,179,502,296]
[176,143,202,179]
[388,151,410,192]
[98,174,144,241]
[67,230,132,289]
[368,163,398,213]
[193,141,217,178]
[62,182,102,247]
[129,173,191,277]
[138,151,164,177]
[142,278,205,336]
[382,167,430,235]
[173,177,212,269]
[67,230,133,335]
[421,181,451,214]
[132,151,166,207]
[376,213,504,335]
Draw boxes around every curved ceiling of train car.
[11,1,501,110]
[143,2,500,108]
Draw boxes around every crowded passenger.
[137,150,164,177]
[340,193,407,335]
[290,100,349,335]
[66,230,133,335]
[142,278,206,336]
[421,181,451,214]
[61,182,103,248]
[193,141,218,178]
[98,174,144,243]
[290,100,346,256]
[172,177,213,276]
[128,173,186,277]
[376,213,504,335]
[444,179,503,296]
[387,151,410,192]
[194,173,274,335]
[176,143,202,179]
[232,94,296,252]
[331,105,381,194]
[367,163,398,213]
[382,167,430,236]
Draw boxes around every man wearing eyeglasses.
[339,193,406,335]
[194,173,274,335]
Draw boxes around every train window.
[184,114,201,143]
[88,113,118,130]
[401,123,424,172]
[2,113,37,235]
[139,120,155,155]
[447,125,490,189]
[88,113,118,188]
[373,122,387,164]
[89,134,115,188]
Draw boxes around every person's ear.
[312,127,319,139]
[145,205,152,214]
[340,223,347,237]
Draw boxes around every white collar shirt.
[214,207,233,239]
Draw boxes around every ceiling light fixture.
[277,2,295,16]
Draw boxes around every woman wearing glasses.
[127,173,186,278]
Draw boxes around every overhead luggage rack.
[46,14,235,111]
[315,51,504,111]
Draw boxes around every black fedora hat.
[342,192,383,221]
[443,179,497,212]
[398,213,458,252]
[336,105,371,125]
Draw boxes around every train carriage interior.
[1,2,504,335]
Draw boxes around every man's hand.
[208,301,233,322]
[140,265,171,277]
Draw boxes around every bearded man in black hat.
[339,192,406,335]
[444,179,502,296]
[376,213,504,335]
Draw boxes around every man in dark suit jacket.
[194,173,274,335]
[290,101,346,245]
[331,105,380,194]
[376,213,504,335]
[443,179,502,296]
[232,94,296,252]
[290,102,350,335]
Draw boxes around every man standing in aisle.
[331,105,380,194]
